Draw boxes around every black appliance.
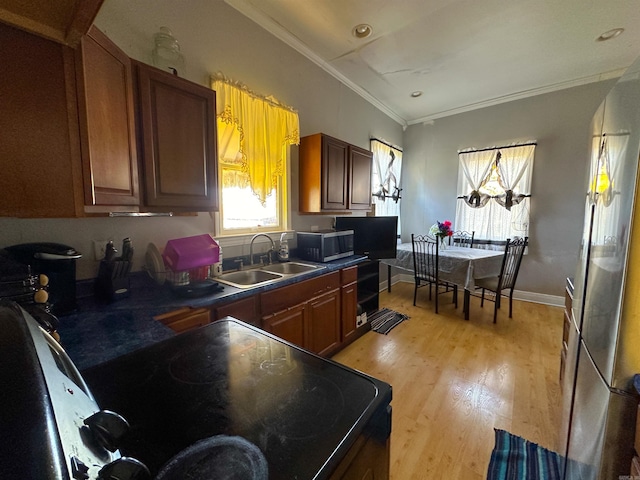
[296,229,354,262]
[82,318,393,479]
[4,242,81,315]
[0,302,150,479]
[335,216,399,260]
[0,250,58,333]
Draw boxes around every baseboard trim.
[382,275,564,308]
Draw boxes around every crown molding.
[224,0,407,126]
[225,0,624,129]
[408,68,625,125]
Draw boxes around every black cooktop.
[82,318,392,479]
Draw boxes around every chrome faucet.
[249,234,275,265]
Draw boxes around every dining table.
[381,243,505,319]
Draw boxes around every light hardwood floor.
[332,281,563,480]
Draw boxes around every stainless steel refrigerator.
[561,55,640,479]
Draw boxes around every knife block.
[94,260,131,303]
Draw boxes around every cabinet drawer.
[213,296,259,326]
[261,271,340,315]
[155,307,210,333]
[341,266,358,285]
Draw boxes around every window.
[455,143,535,245]
[212,75,299,235]
[217,120,285,232]
[371,139,403,237]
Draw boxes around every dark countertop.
[57,255,368,370]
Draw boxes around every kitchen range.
[0,302,392,479]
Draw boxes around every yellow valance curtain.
[211,73,300,205]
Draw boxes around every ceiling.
[225,0,640,126]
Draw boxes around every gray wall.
[402,79,617,296]
[0,0,402,280]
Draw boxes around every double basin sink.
[215,261,326,289]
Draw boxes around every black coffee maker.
[3,243,82,315]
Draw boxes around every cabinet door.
[307,288,341,356]
[349,146,373,210]
[214,296,260,326]
[263,303,306,347]
[341,281,358,343]
[136,63,218,211]
[76,27,139,208]
[0,23,84,218]
[322,136,349,210]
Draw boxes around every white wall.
[402,79,617,296]
[0,0,402,280]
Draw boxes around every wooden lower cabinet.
[262,288,340,356]
[213,296,260,326]
[262,303,306,347]
[341,266,359,344]
[154,307,210,333]
[154,266,359,355]
[308,288,341,356]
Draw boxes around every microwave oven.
[296,230,354,262]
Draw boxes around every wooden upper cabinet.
[322,136,349,210]
[0,0,103,47]
[0,22,84,218]
[299,133,373,213]
[349,145,374,210]
[76,26,139,210]
[134,62,219,211]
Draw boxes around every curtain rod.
[371,137,403,152]
[458,141,537,154]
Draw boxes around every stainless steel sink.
[260,262,323,275]
[216,269,284,288]
[215,261,325,289]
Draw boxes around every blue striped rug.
[487,429,562,480]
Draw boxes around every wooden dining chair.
[411,234,458,313]
[471,236,528,323]
[450,230,475,248]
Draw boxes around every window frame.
[215,148,290,237]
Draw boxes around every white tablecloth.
[382,243,504,290]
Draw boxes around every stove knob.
[98,457,150,480]
[83,410,130,452]
[70,456,90,480]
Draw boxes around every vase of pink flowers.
[429,220,454,249]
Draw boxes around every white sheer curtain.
[371,139,402,236]
[455,144,535,243]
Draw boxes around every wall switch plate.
[93,240,111,261]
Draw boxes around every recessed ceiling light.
[597,28,624,42]
[411,91,423,98]
[352,24,372,39]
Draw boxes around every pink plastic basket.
[162,234,220,272]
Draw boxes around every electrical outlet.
[93,240,111,261]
